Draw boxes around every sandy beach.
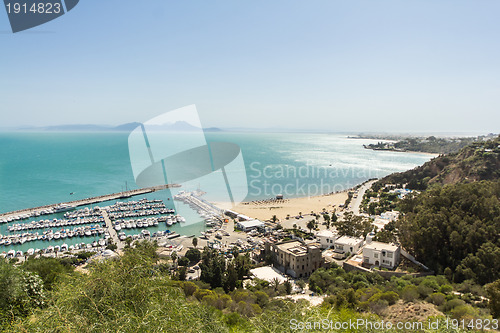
[214,192,348,222]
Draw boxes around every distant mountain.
[113,122,142,132]
[375,135,500,190]
[14,122,222,133]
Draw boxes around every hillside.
[373,135,500,190]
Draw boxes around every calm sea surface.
[0,131,433,252]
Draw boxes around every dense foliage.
[1,242,494,331]
[363,136,485,154]
[333,212,372,238]
[0,260,45,330]
[397,181,500,285]
[308,265,492,320]
[374,136,500,190]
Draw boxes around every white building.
[236,219,265,232]
[363,237,401,269]
[380,210,399,221]
[334,236,364,255]
[315,229,337,249]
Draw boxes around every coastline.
[213,191,349,221]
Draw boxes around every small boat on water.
[27,248,35,256]
[141,230,150,237]
[61,244,68,251]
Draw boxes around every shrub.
[401,285,419,302]
[428,292,446,306]
[178,256,190,266]
[439,284,453,294]
[182,281,198,297]
[185,248,201,263]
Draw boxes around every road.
[349,179,377,215]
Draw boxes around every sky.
[1,0,500,133]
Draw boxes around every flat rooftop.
[336,235,363,246]
[276,240,308,255]
[364,241,399,252]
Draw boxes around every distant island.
[12,122,223,133]
[355,133,498,154]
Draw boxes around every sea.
[0,131,434,253]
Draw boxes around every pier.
[0,184,180,220]
[100,209,123,251]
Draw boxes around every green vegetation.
[397,180,500,285]
[308,265,492,321]
[1,241,495,332]
[360,134,496,154]
[374,135,500,190]
[333,212,372,238]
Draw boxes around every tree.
[185,248,201,263]
[271,278,281,292]
[200,248,226,289]
[106,240,118,251]
[307,220,316,234]
[178,257,190,266]
[234,253,251,280]
[334,212,371,237]
[0,260,46,328]
[177,266,187,281]
[398,181,500,283]
[271,215,278,223]
[486,279,500,318]
[171,251,178,268]
[224,262,238,292]
[22,257,74,290]
[296,279,306,291]
[284,280,292,295]
[192,237,198,248]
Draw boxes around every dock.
[100,208,123,250]
[0,184,180,219]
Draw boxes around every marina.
[0,184,179,222]
[0,190,222,257]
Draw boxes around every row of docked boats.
[7,216,105,232]
[107,208,174,220]
[115,229,178,241]
[0,204,76,223]
[113,218,158,230]
[112,214,185,231]
[106,198,165,213]
[0,224,107,246]
[1,239,108,258]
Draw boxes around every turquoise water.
[0,131,433,252]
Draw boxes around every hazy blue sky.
[1,0,499,133]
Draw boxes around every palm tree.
[171,251,178,268]
[192,237,198,248]
[307,219,316,234]
[271,215,278,223]
[271,277,281,291]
